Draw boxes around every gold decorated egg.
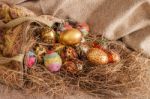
[41,27,56,44]
[35,45,47,56]
[59,28,82,45]
[87,48,108,65]
[35,45,47,63]
[53,43,65,52]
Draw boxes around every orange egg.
[108,51,120,63]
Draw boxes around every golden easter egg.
[41,27,56,44]
[87,48,108,65]
[60,28,82,45]
[35,45,47,63]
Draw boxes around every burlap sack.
[1,0,150,57]
[0,0,150,99]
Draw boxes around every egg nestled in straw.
[41,27,56,44]
[87,48,108,65]
[25,51,37,68]
[44,51,62,72]
[60,28,82,45]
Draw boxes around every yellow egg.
[87,48,108,65]
[60,28,82,45]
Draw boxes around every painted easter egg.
[63,59,84,74]
[64,47,78,60]
[44,51,62,72]
[25,51,36,68]
[35,45,47,63]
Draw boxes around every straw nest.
[0,3,150,99]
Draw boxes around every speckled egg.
[44,51,62,72]
[87,48,108,65]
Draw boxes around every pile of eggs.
[24,21,120,74]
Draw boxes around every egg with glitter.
[60,28,82,45]
[35,45,47,63]
[44,51,62,72]
[25,51,37,68]
[87,48,108,65]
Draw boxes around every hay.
[0,16,150,99]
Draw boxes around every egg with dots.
[44,51,62,72]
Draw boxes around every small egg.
[25,51,36,68]
[60,28,82,45]
[87,48,108,65]
[108,50,120,63]
[44,52,62,72]
[63,59,84,74]
[65,47,78,59]
[41,27,56,44]
[35,45,47,63]
[63,61,78,74]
